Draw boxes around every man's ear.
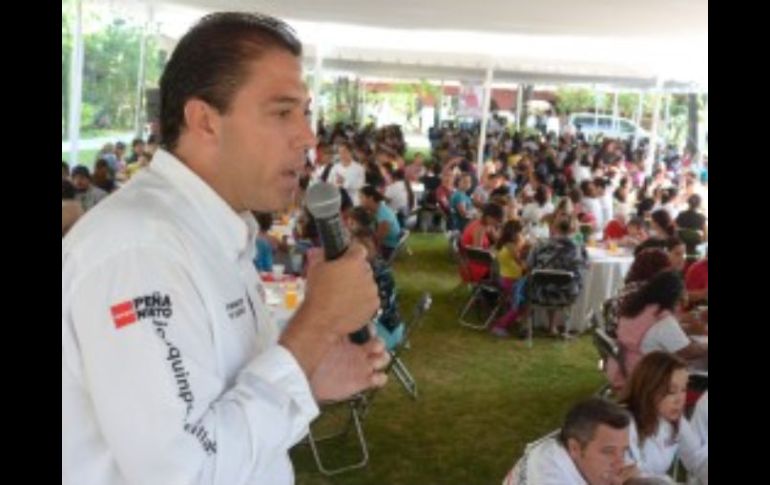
[183,98,222,146]
[566,437,583,460]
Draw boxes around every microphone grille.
[306,182,341,219]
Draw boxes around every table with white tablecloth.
[258,274,305,331]
[568,246,634,333]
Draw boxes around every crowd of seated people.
[64,119,709,484]
[62,134,162,236]
[502,352,708,485]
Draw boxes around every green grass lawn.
[292,233,605,485]
[62,149,100,170]
[404,146,431,162]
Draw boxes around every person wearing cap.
[70,165,108,211]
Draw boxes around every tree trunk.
[521,85,534,131]
[687,93,699,155]
[350,78,360,125]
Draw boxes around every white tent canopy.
[91,0,708,89]
[70,0,707,167]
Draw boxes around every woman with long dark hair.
[619,352,707,481]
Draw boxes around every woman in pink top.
[606,270,707,391]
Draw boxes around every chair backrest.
[592,327,621,362]
[529,268,575,287]
[592,326,628,381]
[385,230,411,266]
[457,244,499,284]
[389,293,432,361]
[463,246,499,282]
[588,309,605,331]
[464,246,496,266]
[403,293,432,342]
[527,269,578,306]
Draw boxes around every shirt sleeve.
[685,263,707,291]
[63,246,319,485]
[677,417,708,477]
[642,315,691,354]
[625,420,656,475]
[347,164,366,193]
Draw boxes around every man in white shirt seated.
[327,140,366,205]
[503,397,636,485]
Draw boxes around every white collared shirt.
[327,161,365,205]
[62,149,319,485]
[503,436,587,485]
[627,417,703,478]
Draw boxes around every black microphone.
[305,182,371,344]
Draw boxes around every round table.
[569,246,634,333]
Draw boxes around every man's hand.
[310,325,390,402]
[302,244,380,336]
[279,244,380,377]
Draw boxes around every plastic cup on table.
[284,283,298,310]
[273,264,285,279]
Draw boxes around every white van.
[567,112,657,145]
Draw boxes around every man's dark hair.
[160,12,302,150]
[360,185,385,203]
[619,270,684,318]
[62,179,76,200]
[254,212,273,232]
[481,202,504,221]
[664,236,685,252]
[558,397,631,449]
[490,185,510,198]
[71,165,91,180]
[351,206,373,228]
[554,217,572,235]
[687,194,701,210]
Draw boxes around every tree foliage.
[62,2,167,138]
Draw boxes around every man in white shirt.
[594,178,614,235]
[503,398,637,485]
[310,141,334,184]
[328,140,366,205]
[546,111,561,137]
[472,173,502,209]
[580,180,605,235]
[62,12,389,485]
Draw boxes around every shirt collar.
[149,148,258,260]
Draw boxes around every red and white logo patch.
[111,300,138,329]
